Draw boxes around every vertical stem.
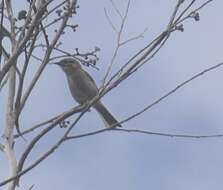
[3,1,17,189]
[3,67,17,190]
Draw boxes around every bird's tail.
[94,101,121,128]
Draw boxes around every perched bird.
[54,58,121,128]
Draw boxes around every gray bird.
[54,58,121,128]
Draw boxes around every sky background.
[1,0,223,189]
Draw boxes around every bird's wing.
[82,69,96,84]
[72,69,99,100]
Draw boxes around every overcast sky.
[1,0,223,189]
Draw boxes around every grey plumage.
[54,58,121,128]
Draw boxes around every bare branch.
[0,143,4,152]
[14,105,84,139]
[102,0,212,93]
[167,0,187,28]
[19,0,78,113]
[66,128,223,140]
[0,0,5,65]
[14,30,39,138]
[175,0,213,24]
[3,1,18,189]
[102,0,131,85]
[119,27,147,46]
[174,0,196,24]
[0,72,8,92]
[0,0,47,83]
[0,0,216,188]
[119,61,223,126]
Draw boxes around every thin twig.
[119,61,223,126]
[167,0,184,29]
[102,0,131,85]
[0,0,5,65]
[176,0,213,24]
[14,29,39,139]
[104,8,118,33]
[110,0,123,19]
[14,106,83,138]
[0,72,8,92]
[103,0,211,91]
[66,128,223,140]
[16,104,83,180]
[174,0,196,24]
[119,28,147,46]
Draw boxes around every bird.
[54,57,121,128]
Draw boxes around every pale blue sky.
[1,0,223,189]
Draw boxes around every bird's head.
[54,58,81,73]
